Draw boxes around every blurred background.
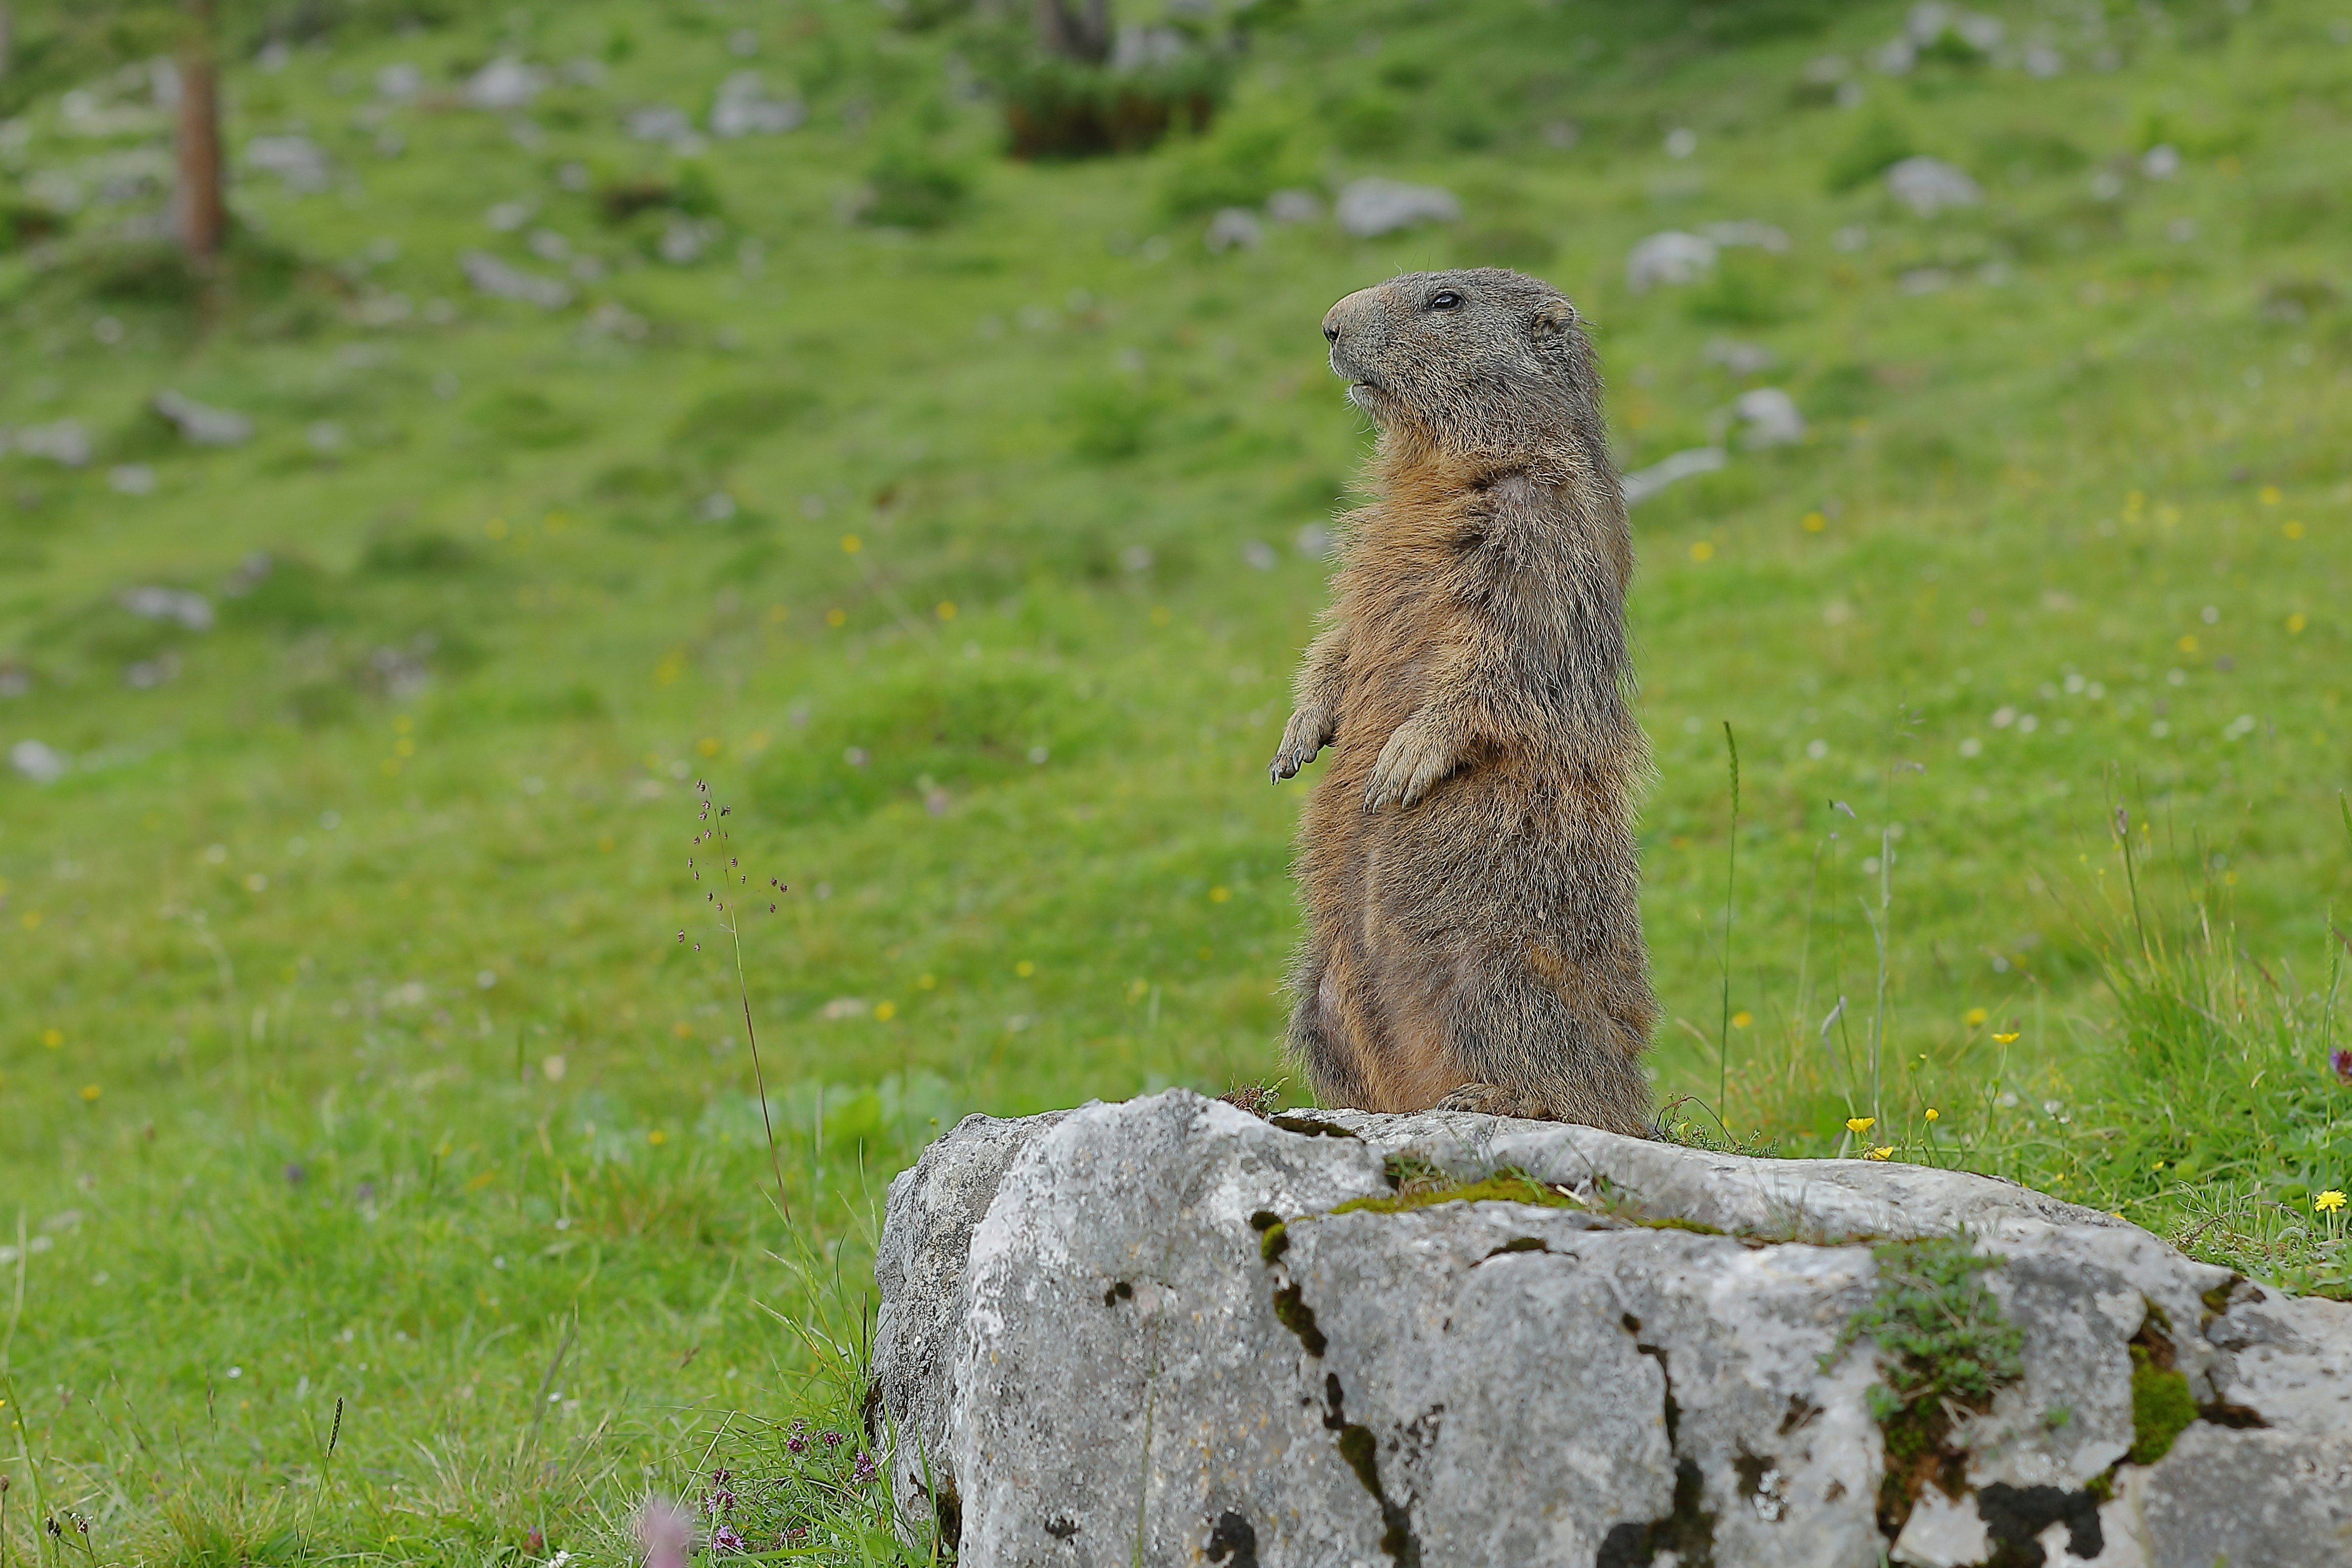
[0,0,2348,1558]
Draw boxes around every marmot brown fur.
[1269,267,1656,1136]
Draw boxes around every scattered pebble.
[465,58,546,112]
[10,739,67,784]
[627,104,699,147]
[375,62,422,101]
[1626,230,1716,292]
[108,463,156,494]
[709,72,804,138]
[659,219,720,266]
[1204,207,1262,253]
[1884,156,1982,216]
[1732,387,1805,448]
[1703,338,1776,375]
[1264,188,1323,224]
[245,134,329,193]
[6,421,92,467]
[152,389,254,446]
[1700,220,1791,253]
[1621,447,1726,506]
[120,585,215,629]
[460,251,573,309]
[1334,179,1460,239]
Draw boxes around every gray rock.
[1265,188,1324,224]
[152,389,253,446]
[1705,338,1778,376]
[244,134,328,193]
[2132,1425,2352,1567]
[1204,207,1262,253]
[1885,156,1983,217]
[459,251,572,310]
[1335,179,1460,239]
[464,57,545,111]
[626,104,695,144]
[1621,446,1726,506]
[1733,387,1806,449]
[9,739,66,783]
[1702,220,1792,253]
[872,1110,1076,1528]
[119,585,214,630]
[709,72,804,138]
[1626,229,1717,292]
[875,1090,2352,1567]
[374,62,422,102]
[7,420,92,467]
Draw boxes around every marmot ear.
[1531,298,1577,342]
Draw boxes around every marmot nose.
[1323,322,1340,343]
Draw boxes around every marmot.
[1269,268,1656,1136]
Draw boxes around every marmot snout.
[1273,268,1656,1137]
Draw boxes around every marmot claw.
[1362,715,1452,812]
[1269,708,1332,783]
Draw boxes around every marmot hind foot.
[1435,1082,1541,1118]
[1435,1081,1656,1138]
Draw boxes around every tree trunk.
[177,0,226,260]
[1034,0,1112,65]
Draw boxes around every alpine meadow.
[0,0,2349,1560]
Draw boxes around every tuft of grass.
[1828,1234,2024,1535]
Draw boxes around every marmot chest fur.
[1269,268,1656,1136]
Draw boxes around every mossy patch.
[1826,1235,2023,1536]
[2126,1326,2198,1466]
[1331,1167,1583,1216]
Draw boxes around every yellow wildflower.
[2316,1190,2347,1215]
[1846,1116,1875,1134]
[1864,1146,1894,1161]
[1925,1109,1940,1122]
[1964,1008,1988,1028]
[1992,1031,2020,1045]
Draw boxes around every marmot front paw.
[1362,714,1455,811]
[1269,707,1335,783]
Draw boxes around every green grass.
[1,0,2350,1558]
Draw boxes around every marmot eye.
[1428,291,1463,311]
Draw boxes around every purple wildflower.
[786,1432,807,1455]
[709,1524,747,1555]
[851,1450,879,1486]
[820,1430,844,1449]
[2332,1048,2352,1085]
[633,1499,692,1568]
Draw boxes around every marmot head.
[1322,268,1600,471]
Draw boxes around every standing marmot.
[1269,268,1656,1136]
